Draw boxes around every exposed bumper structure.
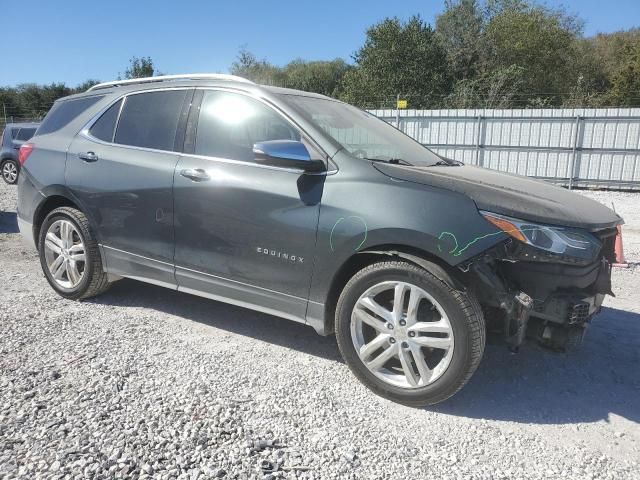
[463,235,615,351]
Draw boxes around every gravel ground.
[1,181,639,480]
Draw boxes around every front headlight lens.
[480,211,601,261]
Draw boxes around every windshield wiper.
[366,157,412,166]
[430,159,464,167]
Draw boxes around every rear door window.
[15,128,36,141]
[38,95,103,135]
[89,99,123,143]
[114,90,188,151]
[194,90,299,162]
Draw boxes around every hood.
[374,163,622,230]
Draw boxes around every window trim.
[86,98,124,143]
[81,87,194,154]
[183,87,334,174]
[79,85,336,175]
[186,87,303,162]
[112,88,191,152]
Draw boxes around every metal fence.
[370,108,640,190]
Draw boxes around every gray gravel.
[1,181,639,480]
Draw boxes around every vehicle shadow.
[431,306,640,425]
[0,212,19,233]
[90,279,342,362]
[91,279,640,425]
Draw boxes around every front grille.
[568,302,590,325]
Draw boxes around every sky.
[3,0,639,87]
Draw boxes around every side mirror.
[253,140,325,172]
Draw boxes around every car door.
[173,89,326,321]
[67,88,192,287]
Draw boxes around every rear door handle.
[78,151,99,163]
[180,168,210,181]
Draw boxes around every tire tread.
[335,260,485,406]
[39,207,110,300]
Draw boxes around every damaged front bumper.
[462,236,615,351]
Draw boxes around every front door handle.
[180,168,210,182]
[78,151,99,163]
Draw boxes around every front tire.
[1,159,19,184]
[38,207,110,300]
[335,260,485,406]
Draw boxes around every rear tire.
[1,159,19,184]
[335,260,485,406]
[38,207,110,300]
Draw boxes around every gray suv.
[1,122,39,184]
[17,74,621,405]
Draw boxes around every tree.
[282,59,351,97]
[436,0,484,81]
[230,48,286,85]
[74,79,101,92]
[124,56,156,79]
[604,42,640,106]
[230,48,351,96]
[446,65,526,108]
[339,16,451,108]
[482,2,583,105]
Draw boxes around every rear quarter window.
[89,99,123,143]
[37,95,104,136]
[15,128,37,141]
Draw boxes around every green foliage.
[284,58,351,97]
[445,65,526,108]
[605,42,640,106]
[436,0,483,81]
[482,2,582,105]
[230,48,351,97]
[1,58,154,123]
[230,48,286,85]
[339,16,451,108]
[124,56,155,79]
[1,83,77,121]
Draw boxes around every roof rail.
[87,73,254,92]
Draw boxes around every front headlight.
[480,211,601,262]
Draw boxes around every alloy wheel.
[2,162,18,183]
[43,219,87,289]
[350,281,455,388]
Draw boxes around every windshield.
[278,94,443,166]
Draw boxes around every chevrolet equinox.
[17,74,622,405]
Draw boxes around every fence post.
[568,115,582,189]
[475,115,486,167]
[395,94,400,130]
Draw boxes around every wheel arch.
[32,185,100,249]
[321,244,468,335]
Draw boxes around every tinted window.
[195,90,299,162]
[10,128,19,139]
[89,99,122,142]
[15,128,36,141]
[38,96,103,135]
[115,90,187,151]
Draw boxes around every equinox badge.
[256,247,303,264]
